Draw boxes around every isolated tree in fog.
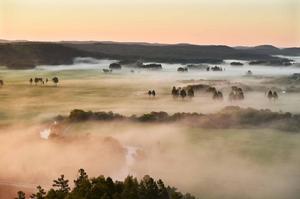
[52,77,59,86]
[30,185,46,199]
[15,191,26,199]
[69,168,91,198]
[53,174,70,193]
[46,174,70,199]
[171,86,177,96]
[74,168,89,188]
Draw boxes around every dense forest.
[15,169,197,199]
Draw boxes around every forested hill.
[0,41,298,69]
[0,42,104,69]
[235,45,300,56]
[64,42,274,63]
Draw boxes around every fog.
[34,57,300,79]
[1,57,300,198]
[0,121,300,199]
[36,59,117,71]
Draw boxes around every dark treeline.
[16,169,196,199]
[56,106,300,132]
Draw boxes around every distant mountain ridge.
[0,40,299,69]
[235,45,300,56]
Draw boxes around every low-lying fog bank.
[31,57,300,78]
[1,56,300,199]
[1,107,300,199]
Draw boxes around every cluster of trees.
[206,66,223,71]
[147,90,156,97]
[206,87,223,100]
[229,86,244,101]
[230,62,243,66]
[109,63,122,70]
[137,62,162,69]
[171,87,194,99]
[15,169,197,199]
[29,77,59,86]
[248,59,292,66]
[267,90,278,101]
[172,84,225,101]
[0,77,59,87]
[177,67,188,72]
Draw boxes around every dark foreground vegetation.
[0,41,297,69]
[16,169,196,199]
[57,106,300,132]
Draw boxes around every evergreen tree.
[53,174,70,193]
[167,186,183,199]
[30,185,46,199]
[106,177,115,197]
[121,176,139,199]
[46,174,70,199]
[71,168,91,198]
[139,175,159,199]
[157,179,169,199]
[15,191,26,199]
[89,175,108,199]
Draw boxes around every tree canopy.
[19,169,197,199]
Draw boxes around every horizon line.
[0,38,299,49]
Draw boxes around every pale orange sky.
[0,0,299,47]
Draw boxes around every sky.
[0,0,299,47]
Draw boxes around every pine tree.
[71,168,91,198]
[15,191,26,199]
[53,174,70,193]
[121,176,139,199]
[30,185,46,199]
[139,175,159,199]
[157,179,169,199]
